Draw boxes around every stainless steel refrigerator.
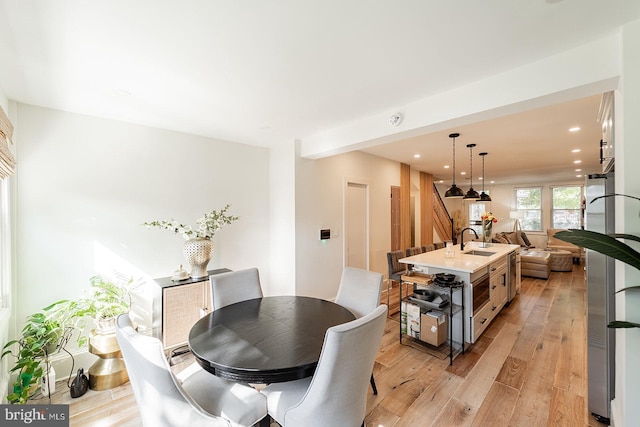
[585,172,615,423]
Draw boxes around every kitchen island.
[399,242,520,345]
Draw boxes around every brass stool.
[88,332,129,390]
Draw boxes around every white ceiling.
[1,1,638,184]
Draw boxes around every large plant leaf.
[609,321,640,328]
[555,229,640,272]
[592,193,640,204]
[611,233,640,244]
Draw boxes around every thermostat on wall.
[320,229,331,240]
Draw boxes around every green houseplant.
[50,275,134,345]
[1,275,134,403]
[555,193,640,329]
[1,311,65,403]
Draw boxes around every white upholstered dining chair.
[210,268,263,310]
[261,304,388,427]
[335,266,383,395]
[115,314,267,427]
[335,267,384,318]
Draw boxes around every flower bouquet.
[480,211,498,247]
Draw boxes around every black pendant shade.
[463,143,480,200]
[445,184,464,198]
[445,133,464,198]
[479,151,492,201]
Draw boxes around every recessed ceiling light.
[460,171,466,176]
[569,127,581,132]
[576,174,583,178]
[438,180,444,183]
[575,168,582,172]
[573,160,582,164]
[413,154,421,158]
[444,165,450,169]
[490,180,495,184]
[479,177,484,181]
[572,149,581,153]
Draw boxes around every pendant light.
[444,133,464,198]
[463,143,480,200]
[479,152,492,202]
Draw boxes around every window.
[468,202,486,235]
[514,187,542,231]
[552,186,583,229]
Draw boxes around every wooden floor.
[41,264,608,427]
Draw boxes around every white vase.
[183,238,213,279]
[41,361,56,396]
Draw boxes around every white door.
[345,182,368,269]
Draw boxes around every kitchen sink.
[464,250,495,257]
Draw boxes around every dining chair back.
[406,246,422,257]
[210,268,263,310]
[115,314,267,427]
[386,250,406,283]
[262,304,388,427]
[421,244,436,252]
[335,267,383,318]
[335,267,383,395]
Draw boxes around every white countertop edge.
[399,242,520,273]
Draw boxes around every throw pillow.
[493,232,509,244]
[520,231,532,247]
[504,231,527,247]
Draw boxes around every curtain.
[0,105,16,179]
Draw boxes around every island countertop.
[399,242,520,273]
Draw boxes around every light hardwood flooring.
[41,264,607,426]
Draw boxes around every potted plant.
[50,275,134,344]
[1,311,65,403]
[555,193,640,328]
[1,275,134,403]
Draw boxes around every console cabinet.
[152,268,230,351]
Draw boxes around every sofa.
[546,228,583,263]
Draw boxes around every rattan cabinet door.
[162,281,208,349]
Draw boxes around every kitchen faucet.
[460,227,479,251]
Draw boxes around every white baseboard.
[50,348,98,382]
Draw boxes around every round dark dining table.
[188,295,356,383]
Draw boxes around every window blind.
[0,105,15,179]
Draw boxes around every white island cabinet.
[400,242,520,344]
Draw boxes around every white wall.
[614,18,640,427]
[15,104,270,331]
[294,151,399,300]
[268,140,297,296]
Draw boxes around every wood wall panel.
[420,172,434,245]
[400,163,411,250]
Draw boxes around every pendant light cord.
[452,138,456,184]
[451,134,457,184]
[481,154,485,192]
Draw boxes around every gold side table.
[88,332,129,390]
